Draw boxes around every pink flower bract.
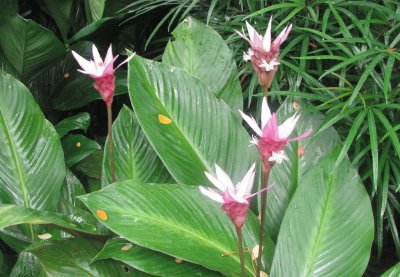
[236,17,292,90]
[200,164,270,228]
[239,97,312,163]
[72,44,134,106]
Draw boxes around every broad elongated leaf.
[128,56,257,186]
[25,237,126,276]
[0,204,108,236]
[162,17,243,110]
[9,252,45,277]
[80,182,275,276]
[94,238,222,276]
[266,98,341,240]
[102,106,173,186]
[270,148,374,276]
[0,16,65,83]
[55,112,91,138]
[0,72,65,211]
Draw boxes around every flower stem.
[107,104,115,183]
[256,160,273,277]
[235,226,246,277]
[262,86,269,97]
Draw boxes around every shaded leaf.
[62,134,101,167]
[55,112,91,138]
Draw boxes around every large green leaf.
[270,148,374,276]
[62,134,101,167]
[25,237,127,276]
[0,204,108,237]
[55,112,91,138]
[266,98,341,240]
[381,261,400,277]
[128,56,257,186]
[0,16,65,83]
[102,106,173,186]
[80,182,275,276]
[162,17,243,110]
[94,237,222,276]
[9,252,45,277]
[0,72,65,211]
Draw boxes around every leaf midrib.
[304,175,333,276]
[99,204,254,275]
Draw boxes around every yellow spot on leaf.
[96,209,108,220]
[158,114,172,125]
[175,258,183,263]
[121,243,134,251]
[64,72,70,78]
[37,233,52,240]
[76,142,81,148]
[260,271,269,277]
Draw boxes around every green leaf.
[9,252,45,277]
[61,134,101,167]
[85,0,105,22]
[75,150,103,179]
[0,16,65,83]
[266,98,341,240]
[270,148,374,276]
[0,204,107,236]
[367,110,379,192]
[163,17,243,110]
[79,182,275,275]
[51,69,127,110]
[0,72,65,242]
[94,238,222,276]
[41,0,74,41]
[25,237,126,276]
[373,108,400,158]
[102,106,173,186]
[381,261,400,277]
[128,56,257,186]
[55,112,91,138]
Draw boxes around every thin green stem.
[256,160,273,277]
[107,104,115,183]
[236,226,246,277]
[263,85,269,97]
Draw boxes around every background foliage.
[0,0,398,276]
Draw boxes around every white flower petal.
[245,21,256,42]
[215,164,234,191]
[239,110,262,136]
[205,171,226,192]
[236,163,256,197]
[261,97,272,129]
[268,151,289,164]
[71,51,97,74]
[278,114,300,138]
[92,44,104,70]
[104,44,114,66]
[199,186,224,203]
[263,17,272,52]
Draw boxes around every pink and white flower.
[72,44,134,106]
[236,17,292,90]
[200,164,270,228]
[239,97,312,163]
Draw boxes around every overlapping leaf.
[128,56,257,186]
[80,182,275,276]
[162,17,243,111]
[270,148,374,276]
[102,106,172,186]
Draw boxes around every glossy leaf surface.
[0,72,65,212]
[163,17,242,110]
[266,98,341,240]
[381,261,400,277]
[270,148,374,276]
[55,112,91,138]
[0,16,65,83]
[25,237,126,276]
[80,182,275,276]
[94,238,222,276]
[128,56,257,186]
[102,106,173,186]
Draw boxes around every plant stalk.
[107,104,115,183]
[235,226,246,277]
[256,159,273,277]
